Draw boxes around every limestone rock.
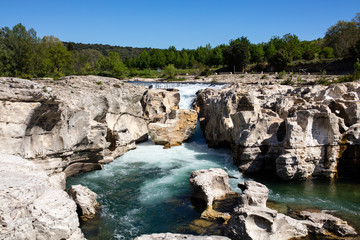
[298,211,357,237]
[135,233,231,240]
[141,88,180,122]
[148,109,198,146]
[67,184,100,221]
[225,206,308,240]
[0,153,84,240]
[0,76,149,176]
[237,181,268,207]
[195,81,360,180]
[190,168,235,207]
[225,180,357,240]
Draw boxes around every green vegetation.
[277,70,287,79]
[1,13,360,79]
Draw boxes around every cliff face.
[0,76,149,177]
[195,81,360,180]
[0,153,85,240]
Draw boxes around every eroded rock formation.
[67,184,100,221]
[143,88,198,147]
[0,153,84,240]
[225,180,357,240]
[0,76,196,177]
[195,81,360,180]
[189,169,356,240]
[0,76,149,177]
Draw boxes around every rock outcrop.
[142,88,198,147]
[0,76,149,176]
[0,153,84,240]
[135,233,231,240]
[296,210,357,237]
[67,184,100,221]
[225,181,308,240]
[225,180,357,240]
[190,168,236,207]
[195,81,360,180]
[190,168,237,221]
[189,169,357,240]
[148,109,198,146]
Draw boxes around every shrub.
[280,77,293,85]
[200,67,213,77]
[317,76,331,85]
[163,64,177,79]
[261,74,267,79]
[277,70,286,79]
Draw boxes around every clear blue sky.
[1,0,359,49]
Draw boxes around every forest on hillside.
[0,13,360,79]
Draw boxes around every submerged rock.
[67,184,100,221]
[0,153,84,240]
[195,81,360,180]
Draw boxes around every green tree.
[96,52,127,78]
[163,64,177,79]
[0,23,39,77]
[39,36,71,76]
[249,44,265,63]
[268,49,291,71]
[137,50,151,69]
[325,20,359,57]
[150,49,166,69]
[223,37,250,72]
[320,47,335,59]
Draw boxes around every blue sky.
[1,0,359,49]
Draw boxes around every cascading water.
[67,82,244,239]
[67,82,360,240]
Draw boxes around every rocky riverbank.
[195,80,360,180]
[0,76,196,177]
[127,72,342,85]
[189,168,357,240]
[1,75,359,239]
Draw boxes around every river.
[67,82,360,240]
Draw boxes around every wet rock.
[298,211,357,237]
[67,184,100,221]
[225,206,308,240]
[0,153,84,240]
[190,168,236,207]
[225,180,357,240]
[135,233,231,240]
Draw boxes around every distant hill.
[63,42,152,60]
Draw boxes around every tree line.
[1,13,359,79]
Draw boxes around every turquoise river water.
[67,83,360,240]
